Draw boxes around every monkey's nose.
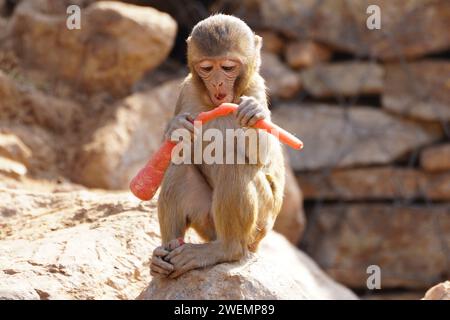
[213,82,223,89]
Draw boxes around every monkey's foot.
[165,242,223,279]
[150,246,173,277]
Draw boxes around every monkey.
[150,14,285,279]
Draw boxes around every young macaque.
[150,14,285,278]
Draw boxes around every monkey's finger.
[165,245,186,260]
[241,108,260,127]
[185,114,195,123]
[247,111,266,127]
[153,247,170,257]
[236,104,252,124]
[170,259,197,279]
[150,263,172,276]
[151,257,174,271]
[180,119,195,133]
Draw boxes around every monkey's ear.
[254,35,263,52]
[186,36,192,44]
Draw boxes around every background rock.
[300,62,384,97]
[274,156,305,245]
[285,41,332,69]
[9,0,177,96]
[297,167,450,201]
[139,232,357,300]
[420,144,450,172]
[302,204,450,289]
[72,79,181,189]
[259,30,284,54]
[226,0,450,60]
[272,104,441,171]
[382,61,450,121]
[261,52,301,99]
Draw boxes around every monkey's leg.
[166,169,261,278]
[151,164,213,277]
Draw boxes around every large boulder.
[302,203,450,289]
[297,167,450,201]
[284,41,332,70]
[274,156,305,244]
[139,232,357,300]
[72,78,181,189]
[261,52,301,99]
[0,188,356,300]
[423,281,450,300]
[225,0,450,60]
[8,0,177,96]
[382,61,450,121]
[300,62,384,97]
[420,144,450,172]
[271,104,442,171]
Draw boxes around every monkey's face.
[194,58,242,106]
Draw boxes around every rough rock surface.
[300,62,384,97]
[302,204,450,289]
[271,104,441,171]
[420,144,450,172]
[261,52,301,99]
[285,41,332,69]
[0,188,355,300]
[232,0,450,60]
[423,281,450,300]
[8,0,177,96]
[297,167,450,201]
[73,79,181,189]
[383,61,450,121]
[139,232,357,300]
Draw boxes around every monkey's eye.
[222,66,235,72]
[201,66,213,72]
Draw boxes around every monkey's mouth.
[214,93,227,101]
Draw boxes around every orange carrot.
[130,103,303,201]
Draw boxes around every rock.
[273,155,305,244]
[0,188,356,300]
[302,203,450,289]
[0,189,159,299]
[0,17,7,39]
[423,281,450,300]
[0,156,27,178]
[139,232,357,300]
[73,79,181,189]
[271,104,441,171]
[285,41,332,69]
[297,167,450,201]
[230,0,450,60]
[9,0,177,96]
[261,52,301,99]
[0,132,31,165]
[382,61,450,121]
[258,30,284,54]
[420,144,450,172]
[300,62,384,97]
[0,70,82,133]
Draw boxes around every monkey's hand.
[150,246,173,277]
[236,96,269,127]
[164,112,196,142]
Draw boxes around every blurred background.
[0,0,449,299]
